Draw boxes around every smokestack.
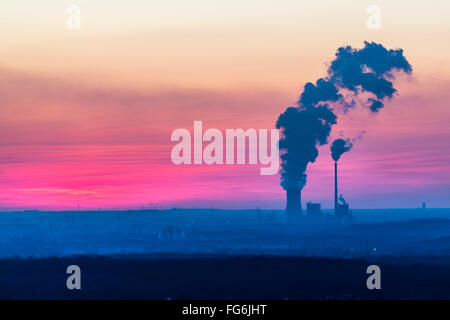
[334,161,338,212]
[286,188,302,215]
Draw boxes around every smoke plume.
[277,42,411,190]
[330,131,365,162]
[339,194,347,205]
[330,138,353,162]
[277,105,337,189]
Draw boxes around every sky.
[0,0,449,210]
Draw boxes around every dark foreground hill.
[0,254,448,300]
[0,256,450,299]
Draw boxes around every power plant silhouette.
[285,160,350,218]
[334,161,350,217]
[279,42,412,219]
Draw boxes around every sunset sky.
[1,0,449,209]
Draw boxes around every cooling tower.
[286,188,302,215]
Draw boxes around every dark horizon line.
[0,207,448,213]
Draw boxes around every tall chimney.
[286,188,302,215]
[334,161,338,212]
